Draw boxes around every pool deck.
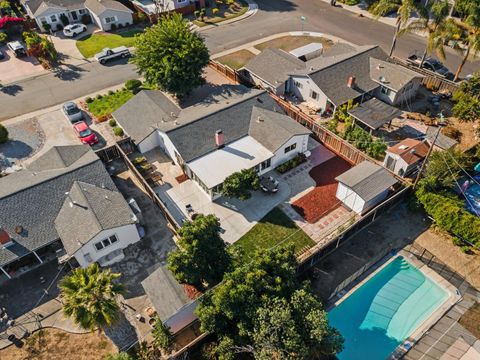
[328,250,462,360]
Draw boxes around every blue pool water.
[328,256,448,360]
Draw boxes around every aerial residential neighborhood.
[0,0,479,359]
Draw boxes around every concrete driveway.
[0,44,45,83]
[50,24,98,64]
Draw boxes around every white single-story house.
[243,44,423,113]
[383,138,429,177]
[21,0,133,32]
[0,145,141,281]
[54,181,140,268]
[113,87,311,200]
[335,161,397,214]
[131,0,197,22]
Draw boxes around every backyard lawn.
[233,207,315,263]
[87,89,134,117]
[216,49,256,69]
[254,35,333,52]
[0,328,116,360]
[76,29,142,58]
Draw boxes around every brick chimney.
[347,76,356,88]
[0,228,11,246]
[215,129,225,148]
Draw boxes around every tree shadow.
[0,140,33,159]
[52,63,87,81]
[0,84,23,96]
[256,0,297,12]
[103,311,139,351]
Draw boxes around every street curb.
[211,31,356,59]
[193,0,258,33]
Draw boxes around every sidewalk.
[193,0,258,32]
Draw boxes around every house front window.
[71,11,78,20]
[381,86,391,96]
[284,143,297,154]
[104,16,117,24]
[294,81,303,89]
[79,9,87,14]
[310,91,318,100]
[94,235,118,251]
[260,158,271,170]
[50,14,57,22]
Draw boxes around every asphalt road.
[1,0,478,121]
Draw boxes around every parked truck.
[94,47,130,64]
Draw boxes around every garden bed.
[233,207,315,263]
[216,49,255,70]
[192,0,248,27]
[276,153,307,174]
[85,89,134,119]
[254,35,333,52]
[292,156,351,223]
[76,29,142,58]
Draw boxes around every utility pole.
[413,114,444,189]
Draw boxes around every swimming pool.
[328,256,448,360]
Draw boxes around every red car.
[73,121,98,145]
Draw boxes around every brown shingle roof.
[387,138,429,165]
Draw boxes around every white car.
[63,24,87,37]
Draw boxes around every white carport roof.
[187,136,273,189]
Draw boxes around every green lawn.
[87,89,134,117]
[233,207,315,263]
[76,30,142,58]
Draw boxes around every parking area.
[50,24,98,64]
[0,44,45,83]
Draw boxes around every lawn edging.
[193,0,258,32]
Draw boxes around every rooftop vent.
[257,116,264,123]
[15,225,23,235]
[379,76,386,83]
[399,145,409,150]
[347,76,356,88]
[215,129,225,148]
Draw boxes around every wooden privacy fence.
[388,57,460,94]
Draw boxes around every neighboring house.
[425,126,458,151]
[113,87,311,200]
[335,161,398,214]
[383,138,429,177]
[141,266,197,334]
[0,145,140,282]
[243,44,423,113]
[21,0,133,32]
[348,98,402,134]
[131,0,197,22]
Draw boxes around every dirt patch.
[444,117,479,151]
[458,302,480,338]
[415,226,480,290]
[216,49,256,70]
[254,36,333,52]
[0,328,116,360]
[292,156,351,223]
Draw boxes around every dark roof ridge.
[307,45,379,76]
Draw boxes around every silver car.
[62,102,83,123]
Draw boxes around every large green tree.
[131,13,209,99]
[253,289,343,360]
[452,71,480,121]
[196,246,343,359]
[422,148,472,190]
[59,263,125,332]
[167,214,231,290]
[222,168,260,200]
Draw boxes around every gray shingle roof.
[0,146,116,266]
[242,48,306,87]
[348,98,402,130]
[55,181,134,255]
[335,161,397,202]
[426,126,458,150]
[141,266,192,322]
[307,46,388,106]
[84,0,132,15]
[22,0,84,16]
[370,58,422,91]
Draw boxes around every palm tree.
[371,0,418,56]
[453,13,480,81]
[59,263,125,332]
[400,0,459,66]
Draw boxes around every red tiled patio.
[291,156,352,223]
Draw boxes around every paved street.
[1,0,478,120]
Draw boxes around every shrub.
[56,23,63,31]
[194,10,200,18]
[461,246,473,254]
[117,23,123,29]
[96,94,103,100]
[109,119,117,127]
[97,114,110,122]
[60,13,69,26]
[276,153,307,174]
[452,237,463,246]
[113,126,124,136]
[108,90,114,95]
[212,7,219,16]
[81,14,92,25]
[442,126,461,141]
[43,23,51,32]
[0,31,7,43]
[125,79,142,90]
[151,317,173,351]
[222,168,260,200]
[0,123,8,144]
[85,96,93,103]
[110,23,117,31]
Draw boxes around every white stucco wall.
[289,76,329,110]
[373,86,396,105]
[138,130,161,154]
[393,78,422,106]
[270,134,309,169]
[73,224,140,268]
[363,189,389,213]
[336,182,389,214]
